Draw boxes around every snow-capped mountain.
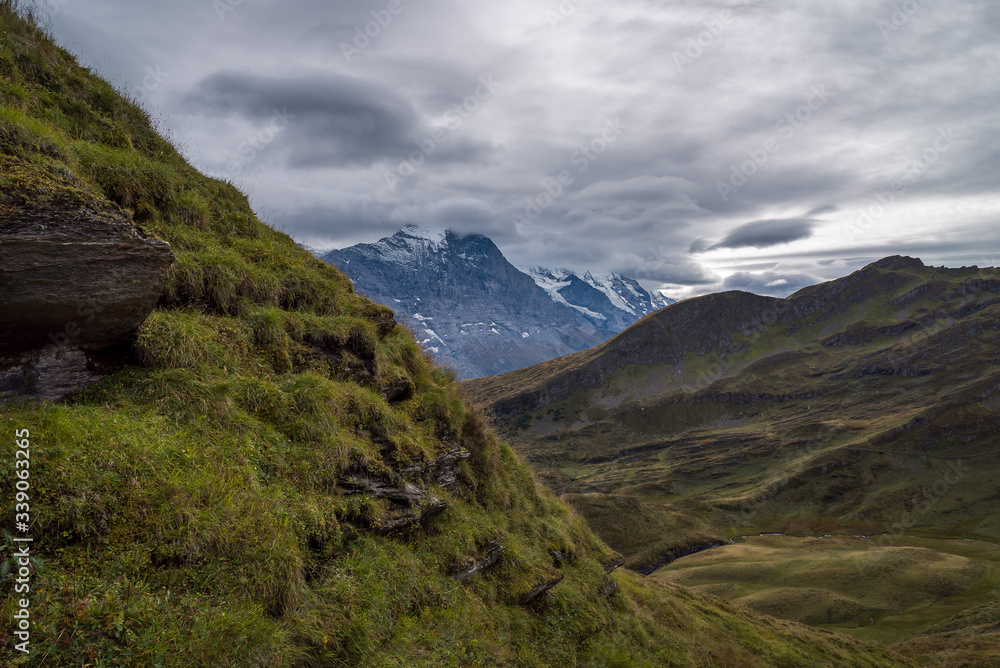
[527,267,675,332]
[323,225,675,379]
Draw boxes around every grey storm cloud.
[183,71,498,168]
[690,218,818,253]
[41,0,1000,299]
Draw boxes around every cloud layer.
[691,217,819,253]
[42,0,1000,299]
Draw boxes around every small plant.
[0,529,43,581]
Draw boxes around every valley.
[464,256,1000,659]
[652,534,1000,645]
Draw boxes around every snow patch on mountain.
[324,227,676,379]
[526,268,572,301]
[528,266,676,323]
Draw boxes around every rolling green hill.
[464,254,1000,658]
[0,3,919,666]
[651,535,1000,647]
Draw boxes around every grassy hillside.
[0,4,917,666]
[465,254,1000,654]
[895,598,1000,666]
[652,535,1000,645]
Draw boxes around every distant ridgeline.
[464,256,1000,638]
[323,225,675,379]
[464,255,1000,653]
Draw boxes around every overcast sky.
[38,0,1000,299]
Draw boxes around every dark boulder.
[0,200,174,400]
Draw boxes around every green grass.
[652,535,1000,644]
[0,3,918,665]
[468,257,1000,547]
[466,236,1000,664]
[896,597,1000,666]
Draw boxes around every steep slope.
[0,6,911,667]
[325,228,674,379]
[464,256,1000,653]
[896,598,1000,666]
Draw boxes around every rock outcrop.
[519,574,564,604]
[453,540,505,584]
[341,449,471,535]
[602,557,625,574]
[0,200,174,401]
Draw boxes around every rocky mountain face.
[527,267,674,332]
[0,199,174,401]
[323,225,674,378]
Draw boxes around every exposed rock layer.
[0,202,174,400]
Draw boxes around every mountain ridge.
[465,255,990,417]
[324,225,675,378]
[0,6,917,665]
[462,254,1000,650]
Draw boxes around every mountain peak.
[869,255,925,271]
[326,233,675,377]
[397,224,447,243]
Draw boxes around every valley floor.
[651,534,1000,646]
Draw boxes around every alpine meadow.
[3,1,1000,667]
